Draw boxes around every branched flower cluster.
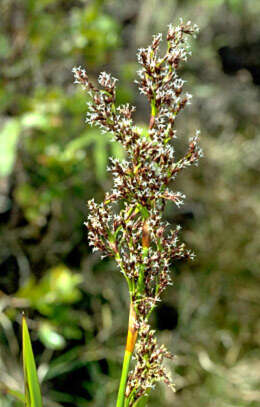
[73,18,202,406]
[126,319,175,404]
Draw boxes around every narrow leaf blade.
[22,315,43,407]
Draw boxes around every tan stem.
[142,220,150,249]
[125,302,138,353]
[149,115,155,129]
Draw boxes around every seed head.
[73,18,201,404]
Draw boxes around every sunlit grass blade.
[22,314,43,407]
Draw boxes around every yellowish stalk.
[116,302,138,407]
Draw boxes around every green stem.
[116,302,138,407]
[150,98,157,118]
[116,349,132,407]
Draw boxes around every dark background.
[0,1,260,406]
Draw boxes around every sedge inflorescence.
[73,19,202,406]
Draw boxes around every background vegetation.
[0,1,259,406]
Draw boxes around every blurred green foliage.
[0,0,260,407]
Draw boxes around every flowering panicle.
[73,18,201,406]
[126,319,175,404]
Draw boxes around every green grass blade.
[22,315,43,407]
